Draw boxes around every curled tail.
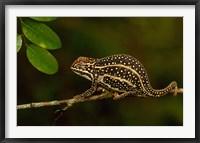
[146,81,177,97]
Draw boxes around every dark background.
[17,17,183,126]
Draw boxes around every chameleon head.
[71,56,96,81]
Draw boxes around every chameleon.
[71,54,178,100]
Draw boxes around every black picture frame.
[1,0,199,142]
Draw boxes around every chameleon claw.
[97,87,106,93]
[112,92,127,100]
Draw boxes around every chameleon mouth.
[70,67,84,74]
[70,66,79,72]
[71,67,92,81]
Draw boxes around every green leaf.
[26,44,58,74]
[31,17,57,22]
[17,34,22,52]
[21,18,61,50]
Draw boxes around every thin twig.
[17,88,183,110]
[17,90,112,110]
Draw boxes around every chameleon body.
[71,54,177,100]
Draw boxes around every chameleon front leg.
[55,82,97,114]
[73,82,97,100]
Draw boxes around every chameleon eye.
[80,60,86,63]
[77,61,89,67]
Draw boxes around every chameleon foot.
[112,92,122,100]
[113,91,137,100]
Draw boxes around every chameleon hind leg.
[112,90,147,100]
[112,90,135,100]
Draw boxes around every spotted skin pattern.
[71,54,177,100]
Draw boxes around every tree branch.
[17,89,112,110]
[17,88,183,110]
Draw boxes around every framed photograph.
[1,0,199,142]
